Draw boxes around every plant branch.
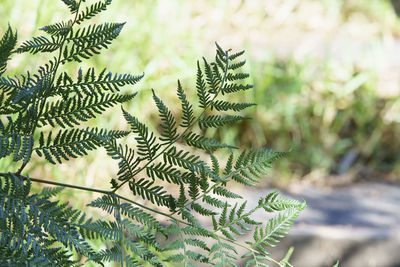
[111,50,230,193]
[16,0,83,175]
[0,172,112,195]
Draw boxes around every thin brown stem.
[0,172,112,195]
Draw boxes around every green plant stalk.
[280,246,294,267]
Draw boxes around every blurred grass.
[2,0,400,192]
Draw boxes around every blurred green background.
[2,0,400,191]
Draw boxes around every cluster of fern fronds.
[0,0,305,266]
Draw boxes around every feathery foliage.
[0,1,310,266]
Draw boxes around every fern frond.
[203,58,220,94]
[228,50,245,61]
[0,74,29,98]
[35,128,128,164]
[0,24,17,76]
[152,89,178,143]
[0,133,34,164]
[129,178,172,207]
[55,68,143,97]
[61,0,79,14]
[226,72,250,82]
[177,80,194,127]
[120,218,159,248]
[228,60,246,70]
[196,61,211,108]
[248,206,305,253]
[90,244,141,266]
[122,108,160,161]
[223,149,289,187]
[146,162,186,184]
[259,191,304,212]
[95,136,138,181]
[88,195,163,231]
[14,36,61,54]
[191,202,218,216]
[87,194,121,219]
[62,23,124,63]
[81,219,122,240]
[202,195,226,209]
[198,114,247,129]
[209,239,238,267]
[182,132,236,152]
[119,202,163,231]
[11,60,56,104]
[40,21,73,36]
[163,146,205,173]
[38,186,65,199]
[213,186,242,199]
[38,92,137,128]
[0,174,94,265]
[221,83,253,94]
[76,0,113,24]
[211,100,255,112]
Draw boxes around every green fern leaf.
[61,0,79,14]
[38,92,137,128]
[94,136,138,181]
[14,35,61,54]
[177,80,194,127]
[228,60,246,70]
[0,133,34,164]
[182,132,236,152]
[55,68,143,97]
[198,114,247,129]
[164,239,185,250]
[191,202,218,216]
[203,58,220,94]
[40,21,73,36]
[258,191,304,212]
[221,83,253,94]
[0,24,17,76]
[211,100,255,112]
[163,146,205,173]
[76,0,113,25]
[152,89,178,143]
[226,72,250,82]
[35,128,128,164]
[146,162,188,184]
[219,202,228,226]
[251,206,305,250]
[164,253,185,262]
[196,61,211,108]
[185,238,210,252]
[213,186,242,199]
[62,23,124,63]
[122,108,160,161]
[129,178,172,207]
[228,50,245,61]
[38,186,65,199]
[186,250,209,263]
[202,195,226,208]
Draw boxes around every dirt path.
[266,182,400,267]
